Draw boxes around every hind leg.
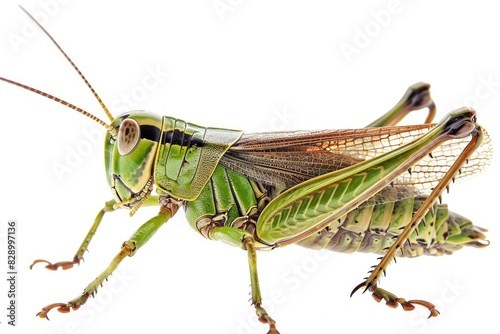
[366,82,436,127]
[351,119,484,317]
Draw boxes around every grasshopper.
[1,8,492,334]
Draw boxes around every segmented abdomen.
[296,195,488,257]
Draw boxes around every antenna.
[18,6,114,123]
[0,76,111,130]
[0,6,116,134]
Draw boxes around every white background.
[0,1,499,334]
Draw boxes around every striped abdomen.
[296,195,488,257]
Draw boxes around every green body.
[103,109,488,256]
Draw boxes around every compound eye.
[117,118,140,155]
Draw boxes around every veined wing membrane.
[220,123,492,204]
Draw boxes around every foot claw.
[36,303,72,320]
[355,283,440,317]
[408,299,439,318]
[36,294,89,320]
[30,257,80,271]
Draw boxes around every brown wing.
[220,124,492,200]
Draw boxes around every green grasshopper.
[1,8,492,334]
